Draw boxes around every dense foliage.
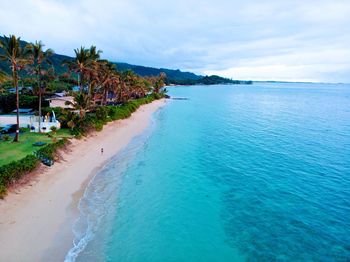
[0,154,38,198]
[0,94,49,113]
[169,75,253,85]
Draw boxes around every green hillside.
[1,35,251,85]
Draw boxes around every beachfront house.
[29,111,61,133]
[46,94,74,109]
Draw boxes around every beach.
[0,99,166,262]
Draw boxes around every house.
[29,113,61,133]
[46,96,74,109]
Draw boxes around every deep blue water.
[66,83,350,261]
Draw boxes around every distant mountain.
[0,36,202,81]
[0,35,250,85]
[115,62,201,81]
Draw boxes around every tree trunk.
[103,87,107,105]
[79,72,83,93]
[38,67,42,133]
[13,67,19,142]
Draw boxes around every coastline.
[0,99,166,262]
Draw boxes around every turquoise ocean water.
[66,83,350,261]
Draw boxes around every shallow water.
[67,82,350,261]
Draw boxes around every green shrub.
[95,120,104,131]
[50,126,57,134]
[95,106,109,123]
[0,184,6,199]
[2,134,10,141]
[0,154,39,197]
[35,138,67,161]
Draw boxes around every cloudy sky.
[1,0,350,82]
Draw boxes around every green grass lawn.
[0,128,72,166]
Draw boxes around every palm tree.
[63,47,90,93]
[95,61,119,105]
[63,46,101,93]
[88,45,102,61]
[27,41,54,132]
[153,72,166,94]
[86,46,102,102]
[120,70,137,102]
[0,35,29,142]
[65,93,90,119]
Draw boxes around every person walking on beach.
[101,147,104,155]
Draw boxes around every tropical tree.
[27,41,54,132]
[63,46,101,93]
[0,35,29,142]
[95,61,120,105]
[153,72,166,94]
[119,70,137,102]
[65,92,90,118]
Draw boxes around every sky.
[0,0,350,83]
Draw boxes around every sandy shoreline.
[0,99,166,262]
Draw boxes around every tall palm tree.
[63,46,101,93]
[120,70,137,102]
[0,35,28,142]
[95,61,119,105]
[86,46,102,102]
[153,72,166,94]
[63,47,90,93]
[27,41,54,132]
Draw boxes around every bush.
[95,106,109,123]
[0,185,6,199]
[50,126,57,134]
[0,94,49,113]
[35,138,67,161]
[2,134,10,141]
[46,81,71,93]
[94,120,104,131]
[0,155,39,198]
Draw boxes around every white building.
[46,96,74,109]
[0,112,61,133]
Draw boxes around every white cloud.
[0,0,349,82]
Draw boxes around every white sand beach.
[0,99,166,262]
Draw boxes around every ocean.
[66,82,350,261]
